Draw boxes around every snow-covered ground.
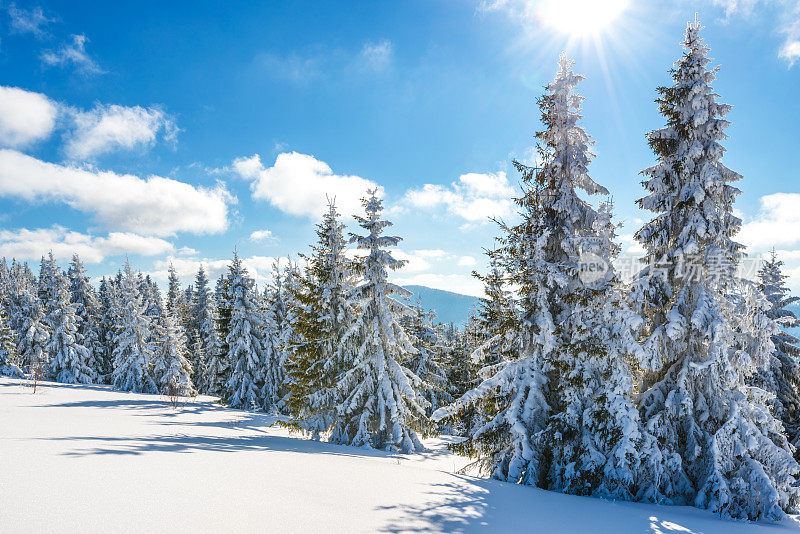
[2,378,799,534]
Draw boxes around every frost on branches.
[631,20,798,520]
[313,190,431,453]
[111,262,157,393]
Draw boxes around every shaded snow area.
[2,378,800,534]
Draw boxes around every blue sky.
[0,0,798,296]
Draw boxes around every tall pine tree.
[631,20,798,520]
[111,262,157,393]
[313,190,431,453]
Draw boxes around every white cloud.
[232,152,382,220]
[403,171,515,223]
[413,249,450,259]
[149,254,283,285]
[738,193,800,250]
[65,104,179,160]
[712,0,800,68]
[249,229,278,243]
[176,246,198,256]
[458,255,477,267]
[0,226,173,263]
[0,149,233,236]
[359,40,393,71]
[7,3,53,38]
[41,34,103,75]
[0,86,57,148]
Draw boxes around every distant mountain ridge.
[401,285,479,327]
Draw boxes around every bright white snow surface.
[2,378,800,534]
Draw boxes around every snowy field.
[2,377,799,534]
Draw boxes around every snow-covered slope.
[2,378,799,533]
[402,285,478,326]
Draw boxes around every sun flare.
[537,0,630,37]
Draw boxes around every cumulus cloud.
[0,226,173,263]
[458,255,477,267]
[0,86,58,148]
[0,149,233,236]
[7,3,53,38]
[65,104,179,160]
[41,34,103,75]
[403,171,515,223]
[249,229,278,243]
[738,193,800,250]
[149,254,284,285]
[232,152,382,220]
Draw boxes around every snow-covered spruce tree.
[224,253,269,410]
[95,277,119,382]
[211,275,232,391]
[264,260,297,407]
[538,200,649,499]
[16,286,49,379]
[111,262,157,393]
[191,266,224,395]
[440,319,481,436]
[44,265,94,384]
[152,310,195,397]
[166,263,183,315]
[471,257,518,369]
[749,251,800,446]
[631,20,798,520]
[434,56,646,499]
[312,190,431,453]
[67,255,103,378]
[401,302,453,417]
[0,306,23,377]
[284,200,358,437]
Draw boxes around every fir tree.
[153,310,195,397]
[402,302,453,417]
[285,200,357,437]
[16,286,49,379]
[111,262,157,393]
[191,266,224,395]
[313,190,431,453]
[224,253,268,410]
[211,275,232,394]
[95,277,119,381]
[750,251,800,447]
[45,266,94,384]
[67,255,103,378]
[631,20,798,520]
[0,306,23,377]
[433,56,646,499]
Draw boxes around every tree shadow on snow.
[37,397,227,416]
[375,474,797,534]
[42,429,412,462]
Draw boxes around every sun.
[536,0,630,37]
